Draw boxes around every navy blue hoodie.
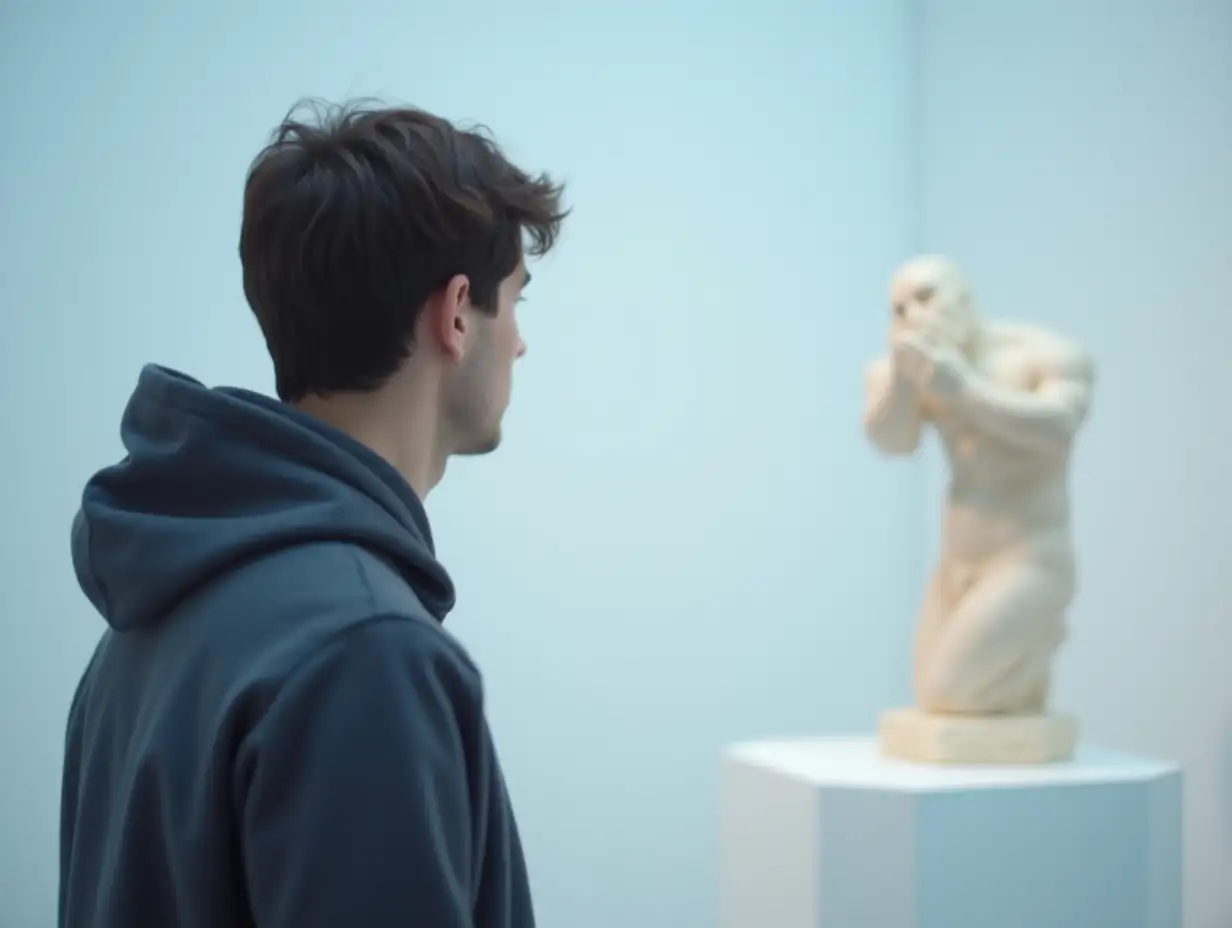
[59,364,534,928]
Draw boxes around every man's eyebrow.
[522,270,533,288]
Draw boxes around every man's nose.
[516,338,527,359]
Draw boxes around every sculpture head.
[888,254,980,353]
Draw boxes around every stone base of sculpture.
[878,707,1077,765]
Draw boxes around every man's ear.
[423,273,471,361]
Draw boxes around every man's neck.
[295,388,446,498]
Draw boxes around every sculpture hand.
[893,330,970,401]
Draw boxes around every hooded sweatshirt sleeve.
[235,614,485,927]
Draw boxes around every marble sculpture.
[863,255,1096,763]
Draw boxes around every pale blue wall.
[0,2,917,926]
[916,3,1232,926]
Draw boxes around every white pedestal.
[720,736,1181,928]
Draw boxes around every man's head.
[239,99,567,475]
[888,254,980,351]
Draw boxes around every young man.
[58,100,568,928]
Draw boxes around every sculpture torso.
[925,323,1074,564]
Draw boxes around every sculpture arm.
[955,345,1095,455]
[863,355,924,455]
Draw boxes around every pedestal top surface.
[725,736,1178,792]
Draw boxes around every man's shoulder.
[185,540,477,690]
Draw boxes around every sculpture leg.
[1022,671,1051,712]
[912,568,950,704]
[987,646,1058,713]
[912,562,976,707]
[917,556,1073,715]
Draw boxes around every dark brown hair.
[239,98,568,401]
